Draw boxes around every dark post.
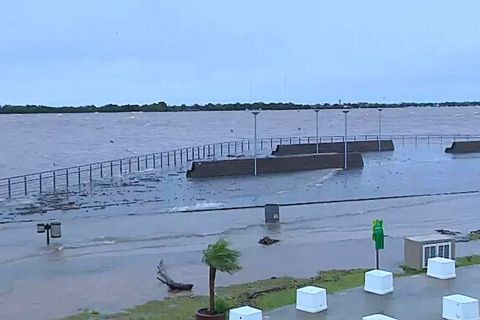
[53,170,56,192]
[78,167,81,192]
[160,153,163,167]
[89,165,93,183]
[220,143,223,155]
[100,163,103,178]
[66,169,69,190]
[24,176,27,196]
[376,249,379,270]
[120,159,123,174]
[174,150,177,166]
[39,173,43,194]
[7,179,11,199]
[47,226,50,245]
[137,157,140,171]
[153,154,156,168]
[128,159,132,173]
[167,151,170,166]
[228,142,231,155]
[145,155,148,169]
[110,161,113,177]
[180,149,183,163]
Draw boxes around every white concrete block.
[296,286,327,313]
[364,270,394,295]
[427,257,456,279]
[443,294,480,320]
[363,314,398,320]
[229,306,262,320]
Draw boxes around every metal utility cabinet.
[404,234,455,270]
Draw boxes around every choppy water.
[1,106,480,177]
[2,107,480,319]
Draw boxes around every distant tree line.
[0,101,479,114]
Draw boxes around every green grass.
[64,256,480,320]
[456,254,480,267]
[469,233,480,241]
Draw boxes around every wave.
[169,201,225,212]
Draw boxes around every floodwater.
[1,106,480,177]
[1,107,480,319]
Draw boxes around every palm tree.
[202,239,241,314]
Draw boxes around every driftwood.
[156,260,194,291]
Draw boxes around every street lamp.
[251,110,260,176]
[37,222,62,245]
[314,109,320,154]
[378,108,383,151]
[342,109,350,169]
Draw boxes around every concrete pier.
[272,140,394,156]
[186,153,364,178]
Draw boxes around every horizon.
[1,1,480,106]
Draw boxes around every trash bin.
[265,204,280,223]
[51,222,62,238]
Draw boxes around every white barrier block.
[364,270,394,295]
[363,314,398,320]
[229,306,262,320]
[443,294,480,320]
[296,286,327,313]
[427,257,456,279]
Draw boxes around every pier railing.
[1,134,479,200]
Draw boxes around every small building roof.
[405,234,454,242]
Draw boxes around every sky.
[1,0,479,106]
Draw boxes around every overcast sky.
[1,1,479,106]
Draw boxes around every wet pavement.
[266,265,480,319]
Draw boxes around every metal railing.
[0,134,478,200]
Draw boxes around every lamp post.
[37,222,62,245]
[251,110,260,176]
[342,109,349,169]
[378,108,383,151]
[314,109,320,154]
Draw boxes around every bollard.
[265,204,280,223]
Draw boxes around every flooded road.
[1,108,480,319]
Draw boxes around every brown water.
[2,107,480,319]
[1,107,480,177]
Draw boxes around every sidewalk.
[265,265,480,319]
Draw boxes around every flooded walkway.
[266,265,480,319]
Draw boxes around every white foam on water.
[169,201,225,212]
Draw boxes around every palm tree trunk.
[209,266,217,314]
